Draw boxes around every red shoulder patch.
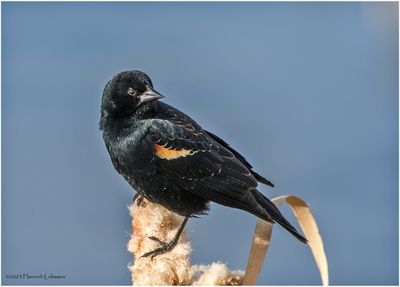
[154,144,196,160]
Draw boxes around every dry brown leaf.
[243,195,329,286]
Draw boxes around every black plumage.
[100,70,307,258]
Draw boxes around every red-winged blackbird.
[100,70,307,258]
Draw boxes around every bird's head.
[101,70,164,118]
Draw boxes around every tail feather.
[252,171,275,187]
[252,190,308,243]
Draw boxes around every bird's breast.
[108,128,155,176]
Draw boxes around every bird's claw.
[148,236,167,245]
[140,242,174,260]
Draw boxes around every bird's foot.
[133,194,144,207]
[141,237,179,260]
[140,217,189,260]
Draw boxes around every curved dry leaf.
[243,195,329,286]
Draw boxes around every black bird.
[100,70,307,258]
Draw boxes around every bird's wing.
[204,130,274,187]
[150,102,272,186]
[145,118,263,211]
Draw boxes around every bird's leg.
[141,217,189,259]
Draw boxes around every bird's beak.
[139,86,165,104]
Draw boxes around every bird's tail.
[252,190,308,243]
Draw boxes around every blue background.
[2,2,398,285]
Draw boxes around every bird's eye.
[127,87,136,96]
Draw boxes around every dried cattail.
[128,195,328,286]
[127,197,244,286]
